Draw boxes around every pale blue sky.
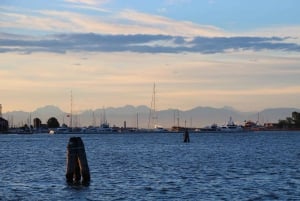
[1,0,300,114]
[2,0,300,33]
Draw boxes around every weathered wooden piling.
[66,137,90,185]
[183,129,190,143]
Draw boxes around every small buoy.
[66,137,90,185]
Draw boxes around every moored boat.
[200,117,245,133]
[219,117,244,132]
[200,123,221,132]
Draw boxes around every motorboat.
[152,124,168,132]
[220,117,244,132]
[200,123,221,132]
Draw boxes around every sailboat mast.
[70,90,73,128]
[177,110,180,127]
[148,83,157,129]
[92,112,96,127]
[153,83,156,120]
[103,107,106,124]
[136,112,139,129]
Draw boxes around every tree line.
[34,117,61,128]
[277,111,300,129]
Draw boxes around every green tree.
[292,111,300,128]
[286,117,293,127]
[47,117,60,128]
[33,118,42,128]
[278,119,288,129]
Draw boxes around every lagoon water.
[0,131,300,200]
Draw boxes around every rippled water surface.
[1,131,300,200]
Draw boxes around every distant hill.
[34,105,64,115]
[4,105,65,127]
[3,105,300,128]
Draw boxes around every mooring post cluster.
[66,137,90,185]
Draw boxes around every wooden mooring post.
[183,129,190,143]
[66,137,90,185]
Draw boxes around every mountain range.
[3,105,300,128]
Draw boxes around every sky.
[1,0,300,113]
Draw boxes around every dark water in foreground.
[0,131,300,201]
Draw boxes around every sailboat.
[147,83,167,132]
[98,107,113,132]
[49,91,74,134]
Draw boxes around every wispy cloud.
[238,26,300,44]
[1,6,225,37]
[64,0,109,6]
[1,8,78,33]
[65,4,110,13]
[164,0,192,5]
[118,9,224,37]
[1,33,299,54]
